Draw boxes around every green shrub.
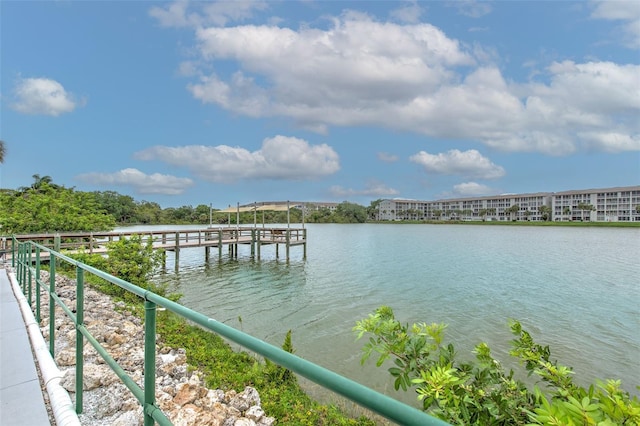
[354,306,640,425]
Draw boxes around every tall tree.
[31,174,53,191]
[93,191,137,223]
[368,199,382,220]
[538,205,552,221]
[505,204,520,221]
[577,202,595,221]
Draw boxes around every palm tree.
[563,206,571,221]
[577,202,595,221]
[506,204,519,221]
[538,205,552,221]
[0,140,5,163]
[31,174,53,190]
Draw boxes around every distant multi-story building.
[377,186,640,222]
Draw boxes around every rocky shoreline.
[32,270,276,426]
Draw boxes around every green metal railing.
[11,237,449,426]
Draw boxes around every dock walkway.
[0,267,50,425]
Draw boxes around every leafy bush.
[354,306,640,425]
[69,235,179,303]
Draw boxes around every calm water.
[125,223,640,403]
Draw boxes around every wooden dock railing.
[2,227,307,266]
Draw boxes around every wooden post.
[205,246,209,262]
[174,232,180,270]
[286,230,290,260]
[303,228,307,259]
[250,229,255,258]
[257,230,261,260]
[218,230,222,258]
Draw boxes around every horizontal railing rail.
[11,236,449,426]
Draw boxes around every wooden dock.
[3,227,307,267]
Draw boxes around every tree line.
[0,175,376,235]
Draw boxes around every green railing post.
[49,258,56,357]
[27,242,33,306]
[35,247,41,323]
[11,237,16,268]
[144,299,157,426]
[16,243,22,288]
[17,243,23,289]
[75,267,85,414]
[21,243,27,291]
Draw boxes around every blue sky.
[1,1,639,209]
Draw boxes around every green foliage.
[264,329,296,384]
[71,235,177,303]
[92,191,137,223]
[0,182,116,234]
[307,202,368,223]
[354,306,640,425]
[538,205,552,221]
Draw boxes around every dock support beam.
[174,232,180,270]
[286,230,290,261]
[257,230,261,260]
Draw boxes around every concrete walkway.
[0,267,51,425]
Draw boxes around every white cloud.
[134,135,340,183]
[12,77,78,116]
[162,6,639,155]
[187,13,474,131]
[390,1,423,24]
[377,152,399,162]
[329,181,399,198]
[76,168,194,195]
[410,149,505,179]
[452,182,495,196]
[591,0,640,49]
[149,0,268,28]
[452,1,492,18]
[579,131,640,153]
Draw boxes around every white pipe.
[8,271,81,426]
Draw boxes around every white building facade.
[377,186,640,223]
